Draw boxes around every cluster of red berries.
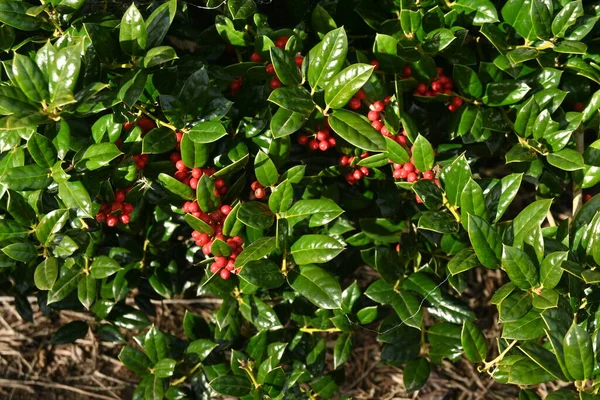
[339,153,371,185]
[391,162,436,183]
[250,181,267,199]
[123,116,155,134]
[182,201,243,280]
[414,67,464,112]
[297,122,336,152]
[95,189,135,227]
[132,154,149,169]
[169,135,228,195]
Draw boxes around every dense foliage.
[1,0,600,398]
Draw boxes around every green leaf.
[482,81,530,106]
[0,220,29,242]
[502,245,538,290]
[530,0,551,40]
[400,10,422,35]
[0,86,37,115]
[467,214,501,269]
[145,0,177,48]
[36,209,69,244]
[269,46,301,86]
[418,211,458,234]
[80,143,123,170]
[329,109,385,152]
[47,268,80,304]
[34,257,58,290]
[119,347,151,377]
[448,248,479,275]
[215,15,251,46]
[391,290,423,329]
[461,321,488,362]
[460,178,487,229]
[268,87,314,114]
[502,309,545,340]
[2,242,37,262]
[308,27,347,89]
[0,1,42,31]
[282,198,343,228]
[501,0,535,41]
[453,0,499,25]
[27,133,57,168]
[422,28,455,54]
[143,46,178,68]
[403,357,430,392]
[154,358,176,378]
[509,199,552,246]
[324,64,374,109]
[442,154,471,207]
[270,108,307,138]
[91,256,122,279]
[228,0,256,20]
[118,69,147,107]
[77,274,96,309]
[287,264,342,309]
[453,64,483,98]
[49,45,82,107]
[290,234,345,264]
[158,173,195,200]
[333,332,352,369]
[412,134,435,173]
[311,4,336,38]
[547,148,584,171]
[1,164,51,190]
[196,175,218,212]
[187,339,218,361]
[539,252,566,289]
[385,136,410,164]
[518,341,567,381]
[188,121,227,144]
[51,321,88,344]
[238,260,283,289]
[58,181,92,218]
[563,322,593,380]
[120,3,147,56]
[235,236,276,268]
[238,201,274,230]
[254,151,278,187]
[412,179,443,211]
[239,294,281,330]
[499,291,532,322]
[210,375,252,397]
[268,180,293,213]
[142,127,176,154]
[12,53,48,103]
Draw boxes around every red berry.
[221,205,232,215]
[210,263,221,274]
[214,257,228,269]
[174,170,187,181]
[452,97,463,107]
[574,102,585,112]
[439,76,449,85]
[393,169,403,179]
[448,104,457,112]
[107,216,118,227]
[403,163,415,172]
[170,152,181,163]
[215,178,225,189]
[275,36,289,48]
[192,231,201,240]
[370,60,379,70]
[255,188,266,199]
[384,95,392,104]
[176,160,187,171]
[399,169,408,179]
[96,213,106,223]
[191,168,202,179]
[266,64,275,75]
[431,81,442,92]
[230,81,241,91]
[367,111,380,121]
[197,233,210,246]
[319,141,329,151]
[119,214,130,224]
[403,65,412,76]
[115,190,125,203]
[423,171,434,180]
[226,260,235,271]
[189,178,198,189]
[251,181,261,191]
[294,56,304,67]
[380,126,389,136]
[298,135,309,145]
[340,156,349,166]
[111,202,123,212]
[250,52,262,62]
[316,130,329,141]
[137,117,155,134]
[349,97,361,110]
[220,268,231,280]
[417,83,427,94]
[202,243,212,255]
[360,166,370,176]
[353,169,363,180]
[584,193,593,202]
[188,202,200,213]
[397,136,407,145]
[123,203,134,214]
[328,137,336,146]
[372,101,384,112]
[437,67,444,76]
[407,172,417,182]
[355,89,366,100]
[270,77,281,89]
[309,139,319,150]
[372,120,383,131]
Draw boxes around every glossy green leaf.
[453,0,499,25]
[403,357,430,392]
[188,121,227,144]
[467,214,501,269]
[308,27,347,89]
[329,109,385,152]
[482,81,530,106]
[91,256,122,279]
[442,154,471,207]
[563,322,593,380]
[12,53,48,103]
[324,64,374,109]
[287,264,342,309]
[120,3,147,56]
[49,45,82,107]
[291,234,344,265]
[270,46,300,86]
[412,135,435,173]
[210,375,251,397]
[502,245,538,290]
[77,274,96,309]
[34,257,58,290]
[238,201,274,230]
[254,151,278,187]
[461,321,488,362]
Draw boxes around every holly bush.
[1,0,600,398]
